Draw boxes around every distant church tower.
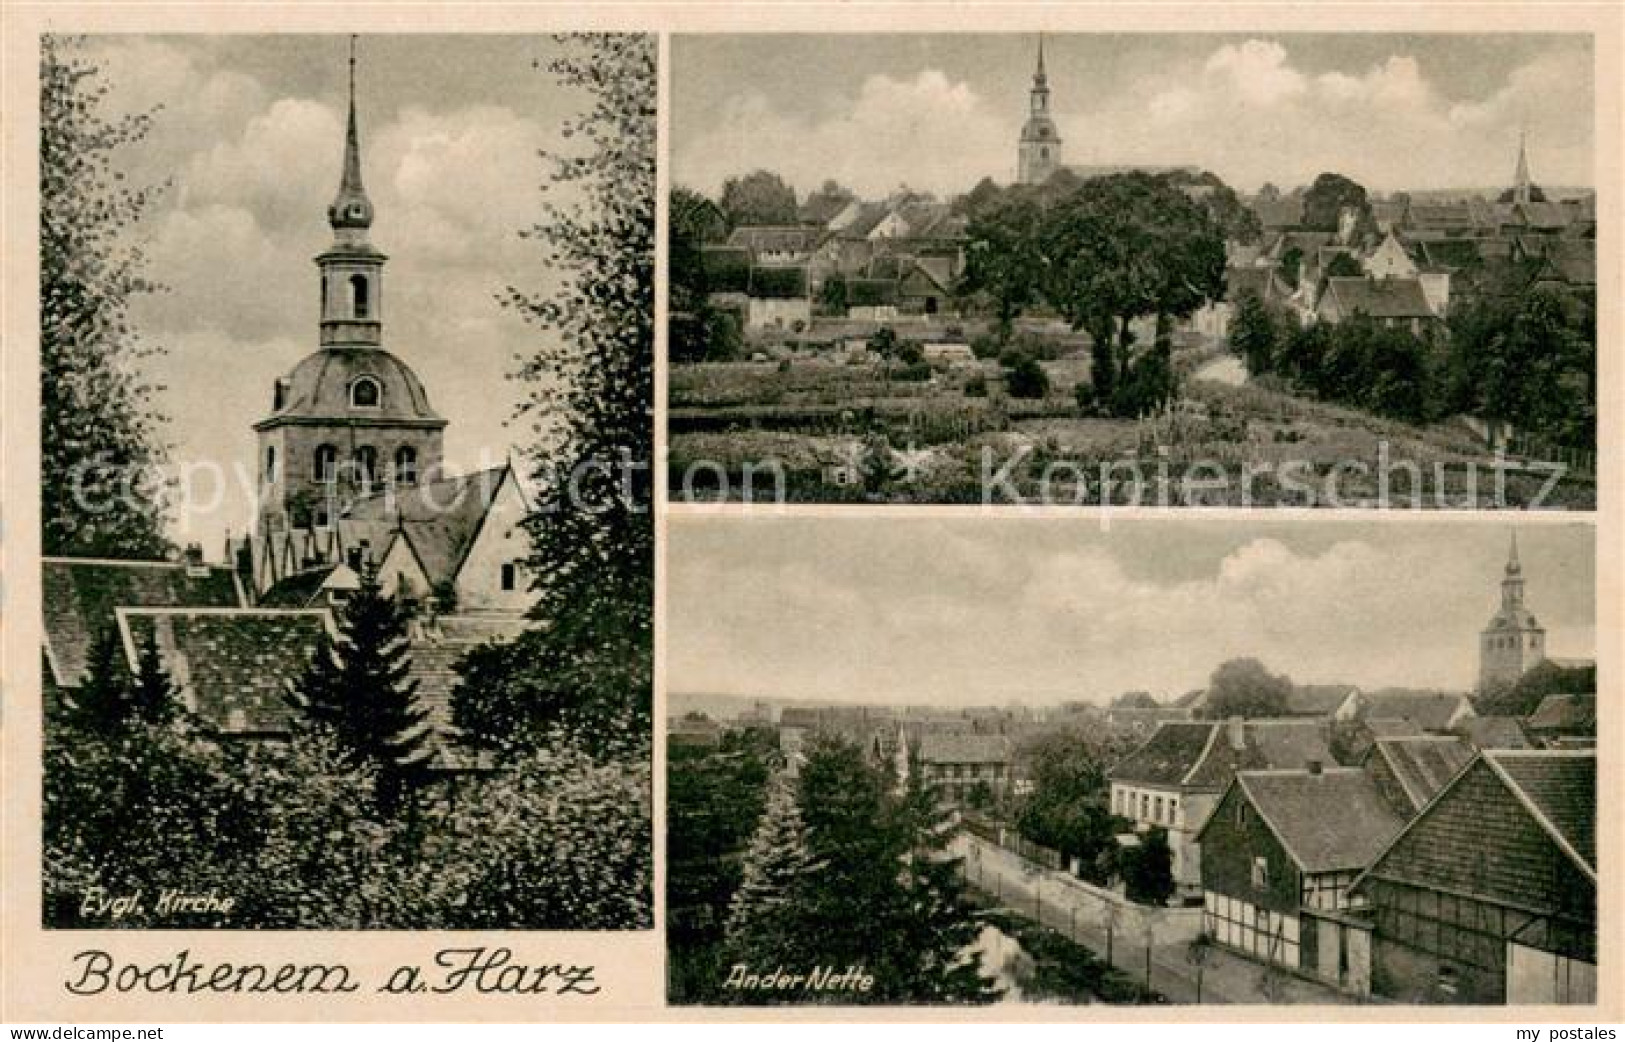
[1479,534,1546,691]
[250,39,447,591]
[1016,36,1062,186]
[1512,131,1534,206]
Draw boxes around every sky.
[668,518,1595,706]
[77,34,603,556]
[672,33,1594,199]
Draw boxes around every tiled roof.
[1485,750,1595,870]
[1515,201,1572,230]
[1370,736,1475,814]
[1360,690,1469,731]
[116,608,331,735]
[1407,202,1475,228]
[1236,768,1407,874]
[1526,694,1596,734]
[799,193,855,227]
[260,565,340,608]
[726,225,824,256]
[1456,715,1531,750]
[1108,722,1214,786]
[1322,276,1435,320]
[342,466,510,589]
[1109,719,1333,790]
[917,732,1011,766]
[43,557,243,687]
[1225,266,1290,304]
[1285,684,1358,716]
[1365,717,1426,738]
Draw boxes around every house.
[1107,718,1333,899]
[1359,690,1476,733]
[896,258,953,316]
[725,225,824,267]
[1454,716,1532,751]
[744,266,811,331]
[1524,694,1596,747]
[1284,684,1362,720]
[1362,232,1419,280]
[1405,202,1477,237]
[1196,764,1405,994]
[1353,750,1595,1004]
[42,553,246,702]
[1315,276,1440,333]
[922,343,977,367]
[1361,736,1475,817]
[916,732,1012,804]
[114,607,334,738]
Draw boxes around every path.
[957,833,1357,1006]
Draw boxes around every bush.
[964,374,988,398]
[970,334,1002,360]
[1073,380,1096,413]
[893,361,933,383]
[1005,356,1050,399]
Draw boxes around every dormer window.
[351,376,381,408]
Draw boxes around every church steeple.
[1513,130,1533,206]
[1017,34,1062,186]
[316,35,386,348]
[1502,532,1524,609]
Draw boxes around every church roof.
[342,465,513,589]
[256,345,445,430]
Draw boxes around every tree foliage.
[464,33,655,757]
[720,169,799,227]
[40,35,172,559]
[1119,828,1175,905]
[1015,728,1123,883]
[1301,172,1372,236]
[1200,657,1292,719]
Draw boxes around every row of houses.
[1108,714,1596,1004]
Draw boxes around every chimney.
[1307,759,1323,776]
[1227,716,1246,751]
[183,542,208,578]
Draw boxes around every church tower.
[1479,534,1546,691]
[251,38,447,591]
[1016,36,1062,186]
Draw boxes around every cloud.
[668,524,1595,706]
[676,37,1593,197]
[676,69,1011,198]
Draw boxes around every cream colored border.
[3,1,1621,1025]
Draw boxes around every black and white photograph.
[667,34,1597,508]
[666,517,1596,1006]
[38,33,654,930]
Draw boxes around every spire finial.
[1036,33,1047,82]
[1508,531,1521,574]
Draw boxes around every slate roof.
[917,732,1011,766]
[257,347,445,431]
[1233,768,1407,874]
[1321,276,1436,320]
[1369,736,1476,814]
[1456,715,1531,750]
[342,465,511,589]
[1361,690,1470,731]
[116,608,331,735]
[1107,722,1215,787]
[1485,750,1595,871]
[1526,694,1596,734]
[43,557,244,688]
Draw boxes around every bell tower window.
[350,274,370,319]
[354,445,377,487]
[265,446,277,485]
[314,444,337,483]
[394,445,418,484]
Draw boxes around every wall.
[747,297,812,331]
[454,470,536,614]
[1197,782,1302,916]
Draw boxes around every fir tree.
[722,770,818,970]
[128,628,178,725]
[288,570,434,813]
[67,625,133,734]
